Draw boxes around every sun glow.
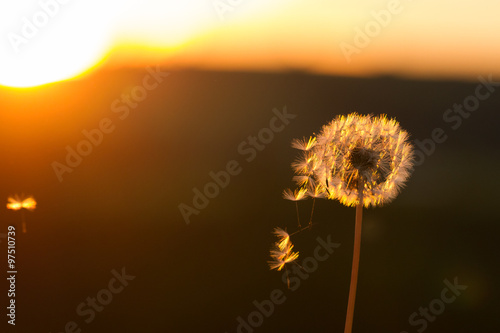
[1,0,496,87]
[0,1,118,88]
[0,0,298,88]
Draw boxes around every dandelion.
[7,195,37,233]
[284,113,414,333]
[291,113,414,207]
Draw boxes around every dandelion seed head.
[286,113,414,207]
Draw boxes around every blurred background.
[0,1,499,332]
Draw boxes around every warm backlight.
[0,1,117,88]
[1,0,497,87]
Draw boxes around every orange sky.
[1,0,499,87]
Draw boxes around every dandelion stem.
[309,198,316,227]
[22,210,27,233]
[284,266,290,289]
[344,181,364,333]
[295,202,301,228]
[289,225,313,236]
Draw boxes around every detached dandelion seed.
[268,228,299,288]
[267,241,299,271]
[268,228,299,271]
[271,113,414,332]
[7,195,37,233]
[272,227,291,250]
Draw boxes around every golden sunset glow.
[0,1,118,88]
[0,1,494,331]
[1,0,499,88]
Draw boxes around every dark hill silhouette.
[0,70,497,332]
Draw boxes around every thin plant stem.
[309,198,316,227]
[22,210,27,233]
[284,265,290,289]
[289,225,314,236]
[344,181,364,333]
[295,201,301,228]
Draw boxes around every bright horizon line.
[1,0,499,88]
